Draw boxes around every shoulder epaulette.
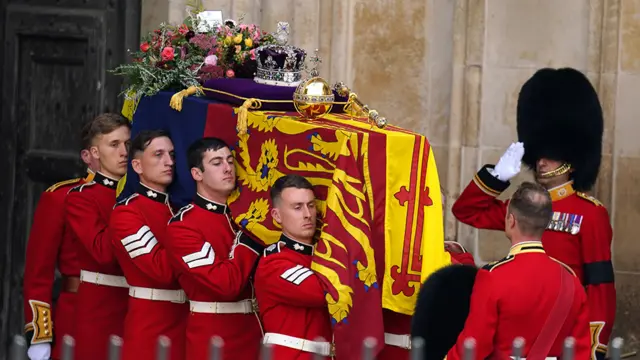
[46,178,82,192]
[263,241,284,257]
[168,204,194,224]
[576,192,603,207]
[481,254,515,272]
[67,181,96,194]
[549,256,577,277]
[114,193,139,208]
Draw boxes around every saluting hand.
[491,142,525,181]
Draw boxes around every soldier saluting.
[451,67,615,360]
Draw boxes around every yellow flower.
[224,36,232,46]
[244,37,253,47]
[234,34,243,44]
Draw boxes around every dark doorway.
[0,0,141,357]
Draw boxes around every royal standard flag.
[119,91,451,359]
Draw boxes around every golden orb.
[293,77,335,120]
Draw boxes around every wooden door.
[0,0,140,356]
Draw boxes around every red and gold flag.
[208,104,450,358]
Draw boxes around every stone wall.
[141,0,640,353]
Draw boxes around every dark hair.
[508,181,553,237]
[129,129,171,160]
[187,137,230,171]
[270,174,314,206]
[81,113,131,150]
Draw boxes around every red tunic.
[445,242,591,360]
[378,248,477,360]
[65,172,128,360]
[22,171,92,360]
[110,184,188,360]
[164,194,262,360]
[254,235,333,360]
[452,165,615,359]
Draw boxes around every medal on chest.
[546,211,583,235]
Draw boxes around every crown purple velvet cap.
[201,78,349,112]
[253,44,307,87]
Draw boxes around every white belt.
[263,333,334,357]
[384,332,412,349]
[80,270,129,288]
[129,286,186,303]
[189,299,255,314]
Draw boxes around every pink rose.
[226,69,235,78]
[250,49,256,60]
[161,46,175,61]
[204,55,218,66]
[178,24,189,35]
[140,42,150,52]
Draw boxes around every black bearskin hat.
[516,67,604,192]
[411,264,478,360]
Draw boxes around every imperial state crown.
[253,22,307,87]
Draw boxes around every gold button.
[44,324,49,329]
[42,310,48,316]
[43,318,48,323]
[44,330,50,335]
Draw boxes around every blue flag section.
[118,91,216,208]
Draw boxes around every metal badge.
[554,212,563,231]
[571,215,583,235]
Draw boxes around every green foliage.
[111,5,276,98]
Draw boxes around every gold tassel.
[169,86,201,112]
[236,98,261,135]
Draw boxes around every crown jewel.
[254,22,307,87]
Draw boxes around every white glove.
[490,142,524,181]
[27,343,51,360]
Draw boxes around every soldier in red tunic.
[379,190,476,360]
[164,137,264,360]
[64,113,131,360]
[254,174,334,360]
[451,68,614,360]
[23,142,99,360]
[413,182,591,360]
[109,130,187,360]
[449,183,590,360]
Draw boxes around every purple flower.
[189,33,216,51]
